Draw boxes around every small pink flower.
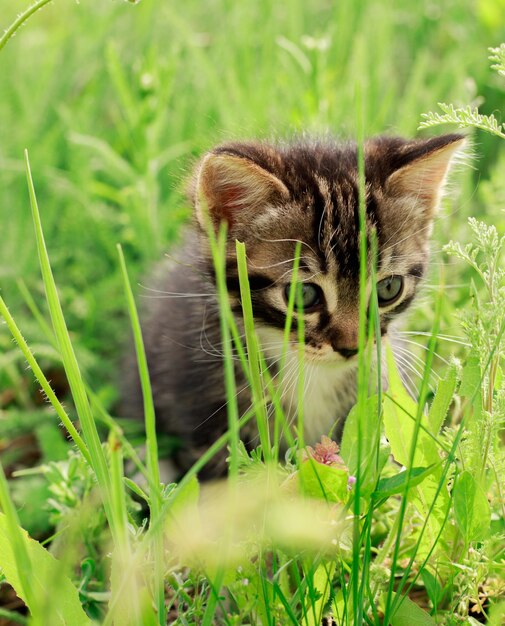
[305,435,346,467]
[347,475,357,490]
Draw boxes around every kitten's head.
[192,135,465,363]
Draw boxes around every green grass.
[1,0,505,624]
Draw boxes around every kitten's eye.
[283,282,321,311]
[376,275,404,306]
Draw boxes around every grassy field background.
[0,0,505,624]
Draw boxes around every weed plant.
[0,2,505,625]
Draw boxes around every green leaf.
[383,346,453,559]
[299,461,349,503]
[383,347,427,467]
[167,475,200,521]
[459,356,482,402]
[383,348,439,469]
[420,569,443,608]
[487,600,505,626]
[374,466,435,498]
[305,560,337,626]
[489,44,505,75]
[340,394,381,494]
[419,103,505,138]
[453,470,491,543]
[0,513,92,626]
[388,593,437,625]
[428,363,458,435]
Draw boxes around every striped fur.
[124,134,465,478]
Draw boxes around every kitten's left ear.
[385,134,466,217]
[194,151,289,236]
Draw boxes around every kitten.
[124,134,464,478]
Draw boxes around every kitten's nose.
[330,325,359,358]
[336,347,359,359]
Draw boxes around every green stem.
[0,0,54,54]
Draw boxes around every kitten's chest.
[257,332,357,444]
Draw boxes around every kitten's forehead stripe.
[307,178,330,272]
[327,176,361,280]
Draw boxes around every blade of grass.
[236,240,271,460]
[357,231,382,618]
[201,568,233,626]
[117,243,165,625]
[205,220,240,480]
[24,151,117,531]
[15,276,150,480]
[270,578,302,626]
[109,431,129,547]
[296,282,306,450]
[88,387,150,482]
[276,241,302,454]
[351,82,368,624]
[0,295,90,465]
[117,244,161,492]
[236,238,290,626]
[104,430,146,626]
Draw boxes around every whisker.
[396,338,450,365]
[394,345,442,379]
[392,354,422,397]
[397,331,470,347]
[394,350,427,381]
[258,237,319,259]
[139,294,215,299]
[138,284,214,298]
[274,267,324,284]
[193,382,250,430]
[247,256,311,271]
[394,352,424,380]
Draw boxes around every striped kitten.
[126,134,464,478]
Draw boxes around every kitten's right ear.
[384,134,466,218]
[194,153,289,235]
